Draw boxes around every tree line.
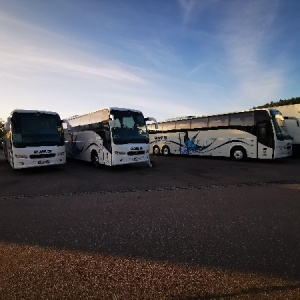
[253,97,300,109]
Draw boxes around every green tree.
[253,96,300,109]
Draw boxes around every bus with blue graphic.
[148,108,292,161]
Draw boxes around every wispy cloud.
[0,11,196,121]
[219,0,284,105]
[122,38,180,70]
[0,12,147,84]
[178,0,220,24]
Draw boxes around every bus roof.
[161,108,275,123]
[10,109,60,116]
[68,107,143,120]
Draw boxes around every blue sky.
[1,0,300,122]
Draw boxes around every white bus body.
[148,108,292,161]
[275,104,300,156]
[3,109,67,169]
[65,107,157,167]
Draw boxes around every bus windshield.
[270,109,291,140]
[11,112,64,147]
[110,109,149,144]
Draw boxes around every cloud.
[0,11,147,84]
[0,10,197,121]
[178,0,220,24]
[122,38,181,70]
[218,0,284,104]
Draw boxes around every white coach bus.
[148,108,292,161]
[65,107,157,167]
[3,109,68,169]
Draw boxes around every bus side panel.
[185,129,257,158]
[257,142,273,159]
[2,131,12,166]
[151,129,261,159]
[3,130,17,169]
[67,131,103,163]
[149,132,182,155]
[149,133,163,155]
[164,132,182,154]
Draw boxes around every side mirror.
[62,119,72,131]
[145,117,158,129]
[5,118,10,131]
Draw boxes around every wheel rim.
[163,147,169,155]
[153,147,160,155]
[234,150,244,160]
[92,153,99,166]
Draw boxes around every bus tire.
[162,145,170,156]
[91,151,100,168]
[231,146,247,161]
[153,145,160,156]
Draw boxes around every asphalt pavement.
[0,152,300,299]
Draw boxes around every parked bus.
[148,108,292,161]
[274,104,300,157]
[65,107,157,167]
[3,109,69,169]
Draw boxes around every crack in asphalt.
[1,180,299,200]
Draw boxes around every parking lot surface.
[0,153,300,299]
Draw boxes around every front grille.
[29,153,56,159]
[127,151,145,156]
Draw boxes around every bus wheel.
[162,146,170,156]
[153,145,160,155]
[91,151,100,167]
[231,147,247,161]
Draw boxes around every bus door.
[257,121,274,159]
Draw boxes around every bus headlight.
[115,151,126,155]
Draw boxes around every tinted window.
[162,122,176,131]
[191,117,208,128]
[11,112,64,147]
[176,120,191,129]
[209,115,229,127]
[255,110,270,123]
[230,112,254,126]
